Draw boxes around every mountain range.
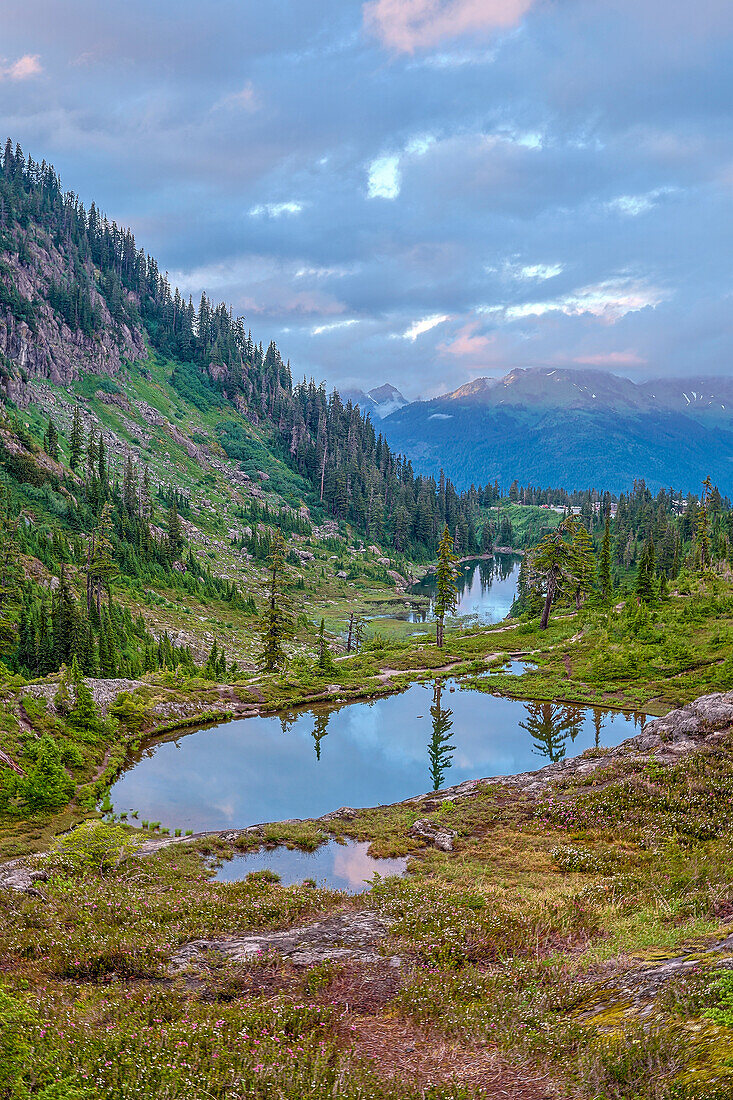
[339,382,408,419]
[377,367,733,494]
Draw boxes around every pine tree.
[435,525,458,648]
[43,418,60,460]
[317,618,334,674]
[69,406,84,471]
[569,518,595,609]
[635,538,655,603]
[0,482,22,655]
[68,655,102,733]
[597,510,613,603]
[258,530,292,672]
[166,501,183,559]
[694,477,712,569]
[21,734,74,811]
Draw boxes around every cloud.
[249,201,304,218]
[573,351,648,367]
[439,321,494,361]
[503,277,668,323]
[1,54,42,80]
[363,0,535,54]
[214,80,259,112]
[401,313,450,340]
[367,155,401,199]
[312,318,359,335]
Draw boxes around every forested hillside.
[0,140,501,561]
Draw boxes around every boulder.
[409,819,457,852]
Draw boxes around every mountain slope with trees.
[380,367,733,493]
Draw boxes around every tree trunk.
[437,614,444,648]
[540,568,557,630]
[346,612,354,654]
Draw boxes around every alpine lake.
[109,557,646,891]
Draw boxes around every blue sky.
[2,0,733,398]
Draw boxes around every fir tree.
[21,734,74,811]
[69,406,84,471]
[258,530,292,672]
[43,418,60,460]
[317,618,334,674]
[597,510,613,603]
[67,655,102,734]
[434,525,458,648]
[166,500,183,559]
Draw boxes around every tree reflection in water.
[311,712,330,761]
[428,679,455,790]
[520,701,584,763]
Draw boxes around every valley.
[1,143,733,1100]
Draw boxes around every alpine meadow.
[3,3,733,1099]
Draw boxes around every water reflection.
[215,839,407,893]
[110,680,647,833]
[409,554,522,624]
[428,680,455,790]
[520,702,583,763]
[311,713,331,761]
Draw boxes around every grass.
[4,710,733,1096]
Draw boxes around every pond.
[408,554,522,624]
[215,840,407,892]
[109,678,646,834]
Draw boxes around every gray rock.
[170,910,395,972]
[409,819,457,852]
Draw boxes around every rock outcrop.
[170,911,397,973]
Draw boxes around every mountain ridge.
[378,366,733,494]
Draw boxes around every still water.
[215,840,407,892]
[408,554,522,624]
[110,678,645,833]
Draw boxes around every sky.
[2,0,733,400]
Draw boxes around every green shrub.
[45,820,142,877]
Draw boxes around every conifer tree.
[68,655,102,733]
[694,477,712,569]
[69,406,84,471]
[569,518,595,609]
[43,418,59,460]
[0,481,22,655]
[435,525,458,648]
[317,618,334,673]
[597,509,613,603]
[166,500,183,559]
[258,529,292,672]
[21,734,74,811]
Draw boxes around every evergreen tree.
[635,538,655,603]
[434,525,458,648]
[0,482,22,655]
[166,500,183,559]
[317,618,334,674]
[258,530,292,672]
[21,734,74,811]
[67,655,103,734]
[597,509,613,603]
[69,406,84,471]
[43,418,60,460]
[528,519,581,630]
[569,518,595,609]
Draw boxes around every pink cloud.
[2,54,43,80]
[363,0,535,53]
[574,351,648,367]
[439,321,495,362]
